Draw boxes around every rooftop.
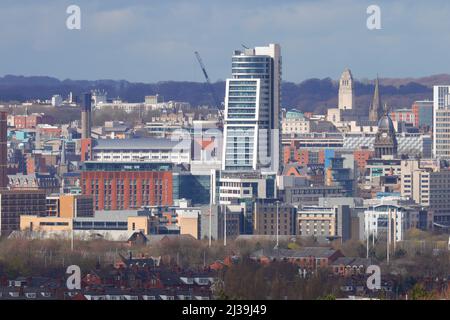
[93,138,184,151]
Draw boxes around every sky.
[1,0,450,83]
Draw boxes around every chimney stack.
[81,92,92,139]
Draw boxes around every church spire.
[383,103,389,116]
[369,75,383,122]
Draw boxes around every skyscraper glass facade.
[222,44,281,173]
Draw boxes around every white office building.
[364,204,406,242]
[51,95,63,107]
[90,138,191,165]
[222,44,281,173]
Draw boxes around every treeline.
[0,75,433,114]
[0,238,125,278]
[217,257,343,300]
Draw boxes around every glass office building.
[222,44,281,173]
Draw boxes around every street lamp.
[209,201,212,247]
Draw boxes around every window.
[26,292,37,299]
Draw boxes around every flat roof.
[93,138,185,151]
[75,210,139,222]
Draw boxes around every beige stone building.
[297,205,351,241]
[282,110,312,134]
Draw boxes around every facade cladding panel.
[81,171,173,210]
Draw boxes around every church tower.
[369,76,383,122]
[338,68,354,110]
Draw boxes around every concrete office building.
[401,159,450,226]
[218,171,276,205]
[433,85,450,158]
[283,184,346,206]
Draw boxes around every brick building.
[12,114,51,129]
[353,148,374,172]
[283,142,326,166]
[26,154,48,174]
[250,247,344,270]
[81,162,173,211]
[389,108,415,125]
[80,138,93,162]
[253,200,297,236]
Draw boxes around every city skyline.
[2,0,450,83]
[1,0,450,303]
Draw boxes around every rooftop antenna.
[241,44,249,49]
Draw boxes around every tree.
[409,284,432,300]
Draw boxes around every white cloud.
[1,0,450,82]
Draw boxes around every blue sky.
[1,0,450,82]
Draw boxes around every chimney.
[81,92,92,139]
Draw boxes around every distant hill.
[0,74,442,115]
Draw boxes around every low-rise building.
[282,110,313,134]
[19,209,160,241]
[175,199,201,239]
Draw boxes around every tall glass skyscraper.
[222,44,281,173]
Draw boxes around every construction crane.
[194,51,221,109]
